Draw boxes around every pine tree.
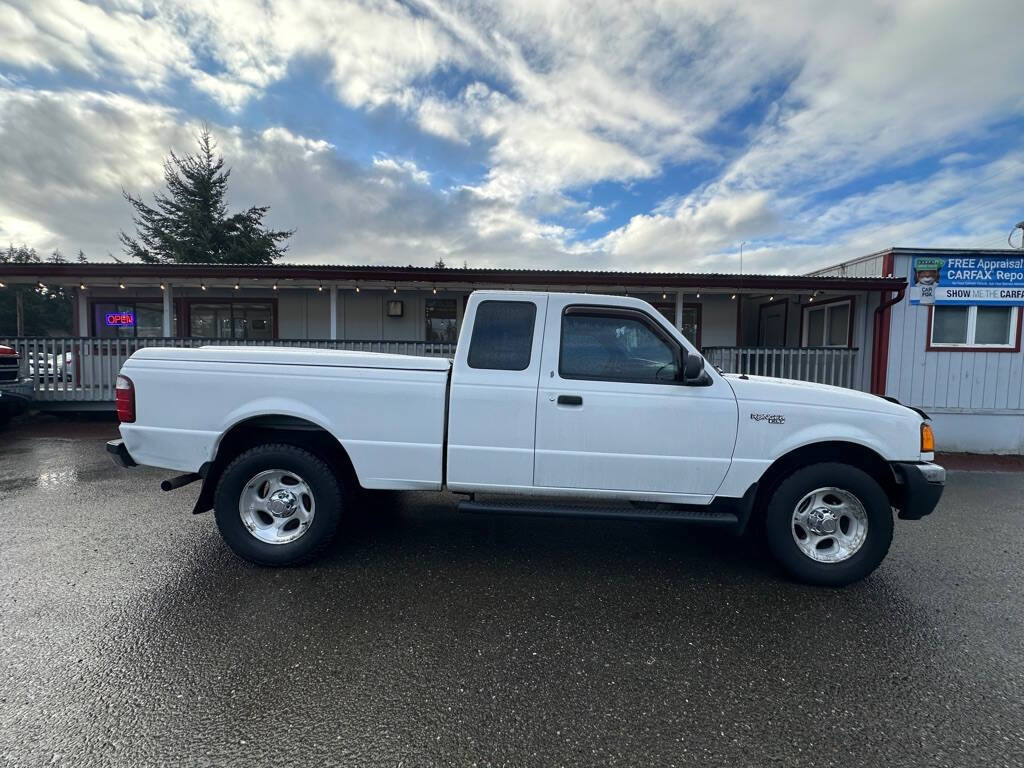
[77,250,88,263]
[120,127,292,264]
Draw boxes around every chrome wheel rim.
[791,486,868,563]
[239,469,316,545]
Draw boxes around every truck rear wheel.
[764,462,893,587]
[214,443,342,566]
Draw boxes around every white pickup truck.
[107,290,944,586]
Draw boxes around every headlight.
[920,423,935,453]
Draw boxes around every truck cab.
[447,291,736,503]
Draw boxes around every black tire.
[214,443,343,566]
[764,462,893,587]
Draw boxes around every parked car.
[0,344,32,426]
[27,350,73,381]
[107,291,944,586]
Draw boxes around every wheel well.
[752,441,897,514]
[194,415,360,514]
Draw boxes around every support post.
[162,284,173,336]
[674,289,684,331]
[77,288,88,337]
[329,286,338,340]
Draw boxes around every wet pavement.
[1,419,1023,767]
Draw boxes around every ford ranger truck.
[106,291,944,586]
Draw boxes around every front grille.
[0,357,20,383]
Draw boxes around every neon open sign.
[105,312,135,327]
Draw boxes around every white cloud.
[372,155,431,186]
[1,0,1024,273]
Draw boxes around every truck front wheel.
[213,443,342,566]
[764,462,893,587]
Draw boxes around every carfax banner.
[909,254,1024,305]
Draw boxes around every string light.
[355,285,360,293]
[234,281,240,290]
[0,281,5,288]
[730,294,736,300]
[159,282,166,291]
[662,291,667,300]
[432,286,437,294]
[79,282,87,290]
[393,285,398,294]
[118,280,125,290]
[272,282,278,291]
[769,295,774,302]
[200,283,207,291]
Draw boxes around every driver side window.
[559,309,679,383]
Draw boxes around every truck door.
[533,297,736,501]
[446,294,548,492]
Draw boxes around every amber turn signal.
[920,423,935,453]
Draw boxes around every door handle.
[557,395,583,406]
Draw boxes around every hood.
[723,373,918,419]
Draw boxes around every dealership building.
[2,247,1022,453]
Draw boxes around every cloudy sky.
[1,0,1023,273]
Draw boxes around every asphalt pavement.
[1,418,1023,767]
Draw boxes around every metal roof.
[0,261,907,291]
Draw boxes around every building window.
[425,298,458,343]
[802,300,851,348]
[188,303,274,340]
[92,301,165,338]
[653,302,700,346]
[930,306,1018,349]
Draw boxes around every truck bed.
[119,346,451,487]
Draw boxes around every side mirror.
[680,350,704,382]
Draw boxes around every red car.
[0,344,32,425]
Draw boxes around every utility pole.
[15,288,24,336]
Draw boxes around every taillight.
[116,375,136,423]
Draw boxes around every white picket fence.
[1,337,860,406]
[703,346,859,388]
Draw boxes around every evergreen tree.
[48,248,66,264]
[77,250,88,263]
[120,127,292,264]
[0,245,72,335]
[1,244,40,264]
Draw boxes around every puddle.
[0,466,114,494]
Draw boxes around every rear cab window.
[467,300,538,371]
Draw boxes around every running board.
[457,500,739,527]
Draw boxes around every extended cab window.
[467,300,537,370]
[560,308,679,383]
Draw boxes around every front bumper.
[892,461,945,520]
[106,439,137,468]
[0,379,33,403]
[0,381,33,417]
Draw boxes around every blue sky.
[1,0,1023,273]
